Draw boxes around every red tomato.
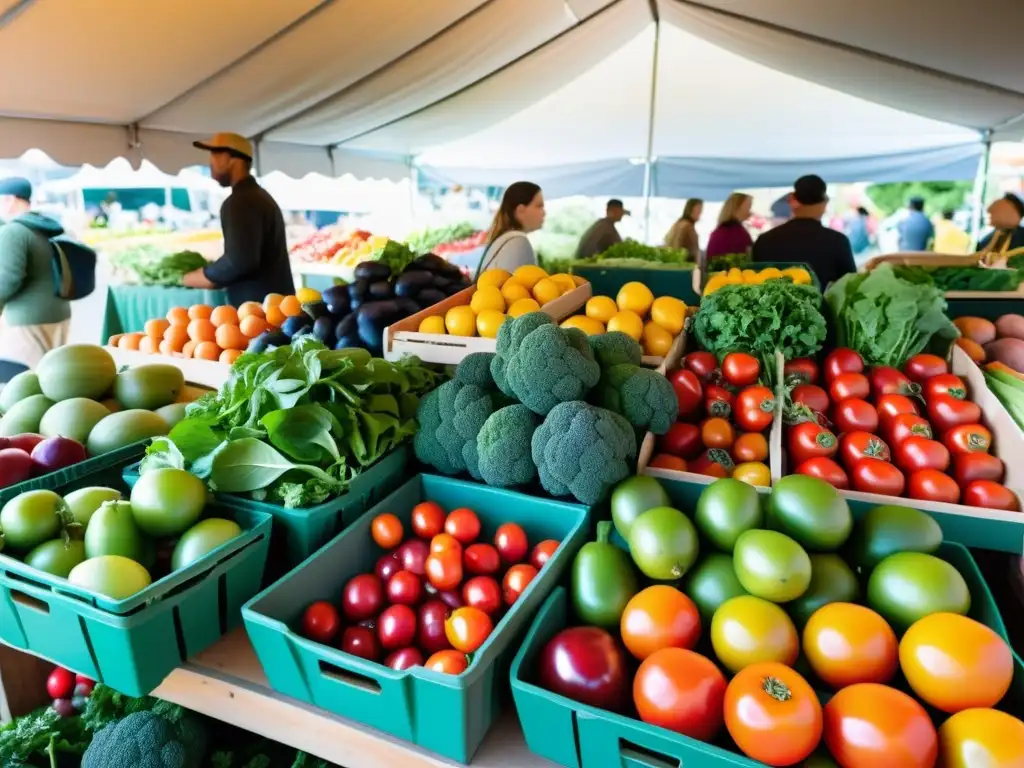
[833,398,879,434]
[887,413,933,446]
[907,470,960,504]
[494,522,529,564]
[530,539,559,569]
[463,543,500,575]
[46,668,75,700]
[446,606,493,653]
[927,395,981,434]
[462,576,503,616]
[734,386,775,432]
[386,571,423,606]
[870,366,918,398]
[788,422,838,465]
[943,423,992,455]
[839,431,891,466]
[784,358,819,384]
[963,480,1021,511]
[384,647,424,671]
[444,508,481,544]
[702,417,735,449]
[503,563,539,605]
[378,604,417,651]
[952,453,1004,486]
[669,369,703,419]
[690,449,734,478]
[704,384,734,419]
[371,513,404,550]
[895,437,950,473]
[424,649,469,675]
[683,351,718,380]
[340,626,381,661]
[430,533,462,555]
[794,457,849,489]
[791,384,830,416]
[830,373,870,402]
[824,348,864,383]
[417,600,452,654]
[633,648,727,741]
[425,550,463,590]
[649,454,688,471]
[341,574,384,622]
[659,422,702,459]
[411,501,446,539]
[823,684,938,768]
[722,352,760,387]
[877,394,920,431]
[904,354,949,384]
[923,373,967,401]
[851,458,905,496]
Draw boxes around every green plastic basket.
[0,456,272,696]
[571,266,699,306]
[242,473,591,763]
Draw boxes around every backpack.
[49,236,97,300]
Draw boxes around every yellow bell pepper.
[758,267,783,281]
[703,274,729,296]
[741,269,758,282]
[782,267,812,285]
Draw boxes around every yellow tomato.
[741,269,758,282]
[532,277,563,306]
[642,322,673,358]
[418,316,446,334]
[500,279,531,304]
[477,268,511,289]
[508,298,541,318]
[585,296,619,324]
[561,315,605,336]
[616,281,654,316]
[549,273,577,294]
[758,267,783,281]
[512,264,548,290]
[295,287,322,304]
[711,596,799,674]
[938,708,1024,768]
[607,310,644,341]
[649,296,686,335]
[725,268,744,284]
[470,286,505,314]
[732,461,770,487]
[783,267,812,285]
[476,309,506,338]
[445,306,477,337]
[703,275,728,296]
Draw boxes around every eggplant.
[432,275,452,290]
[394,297,420,317]
[354,261,391,282]
[282,315,311,339]
[335,334,364,350]
[303,300,330,321]
[410,254,448,273]
[394,270,433,299]
[265,331,290,347]
[323,285,349,312]
[313,316,335,346]
[359,299,402,325]
[349,278,370,301]
[247,331,273,354]
[369,280,394,299]
[335,313,357,340]
[417,288,446,307]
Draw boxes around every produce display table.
[100,285,229,342]
[292,261,349,292]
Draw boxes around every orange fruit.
[158,339,176,355]
[239,314,267,338]
[238,301,265,320]
[166,306,189,326]
[181,340,198,358]
[188,304,213,320]
[264,304,286,328]
[118,333,143,350]
[107,333,124,347]
[163,325,189,350]
[193,341,222,361]
[210,305,239,327]
[187,318,216,342]
[145,318,170,339]
[279,295,302,317]
[220,349,243,365]
[215,324,248,351]
[138,335,159,354]
[263,293,284,312]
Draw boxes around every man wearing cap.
[182,133,294,304]
[0,177,72,367]
[978,193,1024,264]
[751,175,857,289]
[575,199,629,260]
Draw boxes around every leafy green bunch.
[109,247,208,286]
[372,240,419,276]
[591,241,691,264]
[891,265,1021,292]
[405,222,476,253]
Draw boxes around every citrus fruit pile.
[703,266,812,296]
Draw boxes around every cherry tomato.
[788,422,838,465]
[839,431,891,466]
[683,351,718,380]
[494,522,529,564]
[794,457,849,489]
[463,543,500,575]
[378,604,417,651]
[370,513,403,550]
[417,599,452,654]
[943,423,992,455]
[832,398,878,434]
[430,533,462,555]
[530,539,559,569]
[462,576,503,616]
[649,454,688,471]
[633,648,727,740]
[445,606,493,653]
[341,574,384,622]
[620,586,701,660]
[963,480,1020,511]
[887,413,933,446]
[784,358,819,384]
[824,684,938,768]
[732,461,770,487]
[669,369,703,419]
[301,601,341,644]
[938,708,1024,768]
[444,508,481,544]
[340,626,381,661]
[502,563,538,605]
[384,647,424,671]
[704,384,734,419]
[870,366,918,398]
[386,571,423,606]
[924,373,967,401]
[411,501,446,539]
[907,470,961,504]
[375,552,401,583]
[952,452,1004,486]
[425,550,463,590]
[876,394,920,431]
[424,649,469,675]
[690,449,734,478]
[830,373,870,402]
[724,662,823,766]
[658,422,702,459]
[824,348,864,383]
[397,539,429,576]
[791,384,830,416]
[904,353,948,384]
[701,417,735,450]
[734,386,775,432]
[732,432,769,463]
[927,395,981,434]
[895,436,950,473]
[722,352,760,387]
[804,603,898,689]
[46,668,75,700]
[850,457,905,496]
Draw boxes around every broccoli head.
[506,325,601,415]
[414,379,495,478]
[491,312,554,396]
[531,401,637,505]
[455,352,497,389]
[596,364,679,434]
[477,404,541,487]
[82,710,208,768]
[588,331,643,369]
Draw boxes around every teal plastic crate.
[242,473,591,763]
[0,456,272,696]
[124,445,409,569]
[571,265,699,306]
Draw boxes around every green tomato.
[571,522,638,628]
[25,539,86,577]
[628,506,699,580]
[172,518,243,571]
[0,490,64,552]
[683,553,749,623]
[63,486,121,532]
[68,555,151,600]
[129,468,207,537]
[845,504,942,575]
[694,478,763,552]
[84,501,146,562]
[768,474,852,551]
[787,554,859,627]
[733,529,811,603]
[867,551,970,632]
[611,476,670,540]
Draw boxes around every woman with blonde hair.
[664,198,703,257]
[476,181,545,276]
[706,192,753,262]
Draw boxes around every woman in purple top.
[706,193,754,263]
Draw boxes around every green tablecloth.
[100,285,230,342]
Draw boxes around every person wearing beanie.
[978,193,1024,264]
[0,177,72,367]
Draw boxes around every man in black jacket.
[183,133,294,304]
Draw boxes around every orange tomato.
[215,323,248,351]
[219,349,242,365]
[279,295,302,317]
[371,513,404,550]
[733,432,769,463]
[823,684,937,768]
[107,333,124,347]
[193,341,222,361]
[181,340,198,359]
[620,585,701,660]
[502,563,537,605]
[138,335,159,354]
[238,301,265,319]
[265,304,286,328]
[158,339,175,355]
[144,318,169,339]
[429,533,462,555]
[938,708,1024,768]
[411,501,446,539]
[701,417,735,450]
[445,606,493,653]
[210,305,239,327]
[163,324,189,350]
[425,550,463,590]
[188,304,213,320]
[803,603,897,689]
[648,454,688,472]
[239,314,267,338]
[724,662,823,766]
[633,648,726,741]
[167,306,190,326]
[118,332,143,350]
[899,612,1013,713]
[424,649,469,675]
[187,318,216,343]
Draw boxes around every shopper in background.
[933,209,971,255]
[846,207,872,257]
[0,177,71,367]
[575,199,629,260]
[706,193,754,261]
[752,175,856,288]
[477,181,545,275]
[664,198,703,258]
[897,196,934,252]
[978,193,1024,264]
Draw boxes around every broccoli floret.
[455,352,497,389]
[477,404,541,487]
[596,364,679,434]
[505,326,601,415]
[492,312,554,396]
[82,710,208,768]
[588,331,643,369]
[414,379,495,478]
[531,401,637,504]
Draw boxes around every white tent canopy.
[0,0,1020,193]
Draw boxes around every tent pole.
[971,131,993,247]
[641,11,661,244]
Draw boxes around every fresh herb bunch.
[372,240,419,276]
[109,247,208,286]
[892,265,1021,292]
[406,222,476,253]
[693,280,827,385]
[706,253,752,271]
[589,241,691,264]
[570,258,694,270]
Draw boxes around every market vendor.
[978,193,1024,264]
[182,133,294,303]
